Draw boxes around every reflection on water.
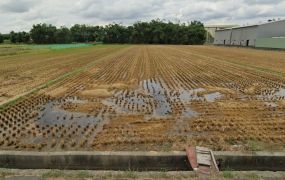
[275,88,285,97]
[36,98,103,126]
[37,79,224,126]
[258,88,285,101]
[205,92,222,102]
[103,78,222,118]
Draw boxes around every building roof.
[216,19,285,32]
[204,25,237,28]
[259,19,285,26]
[216,24,258,31]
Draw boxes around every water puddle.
[102,78,222,118]
[258,88,285,101]
[275,88,285,97]
[181,107,199,118]
[176,88,205,102]
[204,92,222,102]
[37,79,223,126]
[64,96,87,104]
[36,98,103,126]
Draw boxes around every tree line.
[1,19,206,45]
[0,34,3,43]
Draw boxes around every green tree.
[21,32,31,43]
[70,24,83,42]
[9,19,206,45]
[188,21,206,44]
[10,31,17,43]
[9,31,30,43]
[30,24,57,44]
[55,26,71,44]
[92,26,105,42]
[70,24,95,42]
[103,24,130,44]
[0,33,4,43]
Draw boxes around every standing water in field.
[102,78,222,119]
[36,97,103,126]
[275,88,285,97]
[142,78,172,116]
[258,88,285,101]
[36,78,223,126]
[204,92,222,102]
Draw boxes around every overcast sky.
[0,0,284,33]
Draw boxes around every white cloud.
[0,0,284,33]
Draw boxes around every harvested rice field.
[0,45,285,151]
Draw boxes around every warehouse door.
[246,40,249,46]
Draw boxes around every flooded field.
[0,45,285,151]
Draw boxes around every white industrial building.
[214,20,285,49]
[204,25,237,43]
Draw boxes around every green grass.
[0,45,34,56]
[41,170,92,179]
[226,138,237,145]
[123,170,138,179]
[162,142,173,151]
[30,43,93,50]
[0,44,126,58]
[29,43,129,50]
[0,97,24,110]
[75,170,92,179]
[223,171,234,179]
[246,140,263,151]
[42,170,63,178]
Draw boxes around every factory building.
[214,20,285,49]
[204,25,237,44]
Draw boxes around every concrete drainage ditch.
[0,151,284,171]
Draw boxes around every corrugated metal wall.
[214,20,285,49]
[231,26,258,46]
[256,38,285,49]
[214,30,231,45]
[257,20,285,38]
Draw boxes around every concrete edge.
[0,151,284,171]
[0,151,185,156]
